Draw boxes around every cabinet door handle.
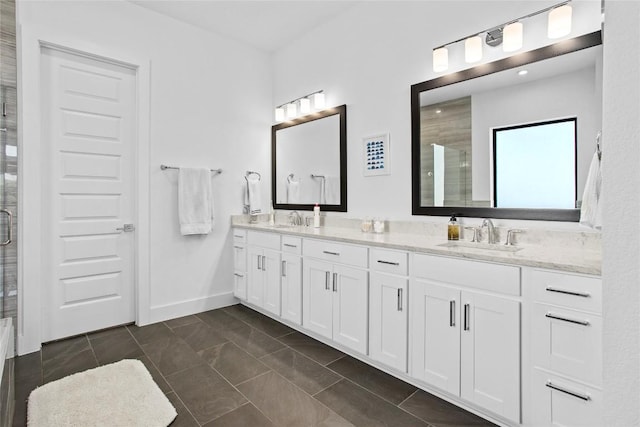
[397,288,403,311]
[545,312,590,326]
[257,254,262,270]
[333,273,338,292]
[284,243,297,248]
[262,255,266,271]
[545,287,591,298]
[233,234,244,239]
[545,381,591,401]
[377,260,400,266]
[282,260,287,277]
[234,273,244,278]
[463,304,470,331]
[233,245,244,250]
[325,271,330,290]
[450,300,456,327]
[323,250,340,256]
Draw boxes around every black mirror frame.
[272,104,347,212]
[411,31,602,221]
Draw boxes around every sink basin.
[437,241,523,253]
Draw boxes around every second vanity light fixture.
[432,1,572,72]
[274,90,325,123]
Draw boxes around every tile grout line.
[84,333,100,367]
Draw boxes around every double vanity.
[231,216,602,427]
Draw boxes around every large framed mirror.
[411,31,602,221]
[272,105,347,212]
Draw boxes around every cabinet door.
[303,258,333,340]
[247,246,263,307]
[461,291,520,423]
[410,279,461,395]
[281,253,302,325]
[369,272,408,372]
[233,272,247,300]
[262,248,282,316]
[332,264,368,354]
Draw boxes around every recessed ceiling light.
[518,70,528,76]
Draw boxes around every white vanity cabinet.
[524,268,603,427]
[302,239,369,354]
[232,229,248,300]
[368,248,409,373]
[411,253,521,423]
[280,236,303,325]
[247,231,282,316]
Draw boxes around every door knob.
[116,224,135,233]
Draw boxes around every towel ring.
[311,174,326,180]
[245,170,261,181]
[287,173,296,183]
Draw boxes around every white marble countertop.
[232,221,601,276]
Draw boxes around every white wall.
[17,0,272,352]
[601,1,640,425]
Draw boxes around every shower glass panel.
[431,144,468,207]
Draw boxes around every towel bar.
[160,164,222,174]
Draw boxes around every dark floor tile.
[278,332,345,366]
[197,309,247,332]
[128,322,175,345]
[14,357,41,427]
[165,391,199,427]
[223,305,294,338]
[224,323,285,358]
[14,352,41,383]
[327,356,416,404]
[42,348,98,384]
[137,355,172,394]
[199,342,270,385]
[41,335,90,363]
[166,364,247,424]
[165,315,201,330]
[399,390,497,427]
[203,403,275,427]
[316,379,428,427]
[89,327,144,365]
[260,347,342,395]
[141,336,204,376]
[237,371,351,426]
[173,321,228,352]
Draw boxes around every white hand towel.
[246,175,262,214]
[579,152,602,229]
[287,180,300,204]
[178,168,213,235]
[324,176,341,205]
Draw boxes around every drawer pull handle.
[257,255,262,270]
[377,260,400,266]
[397,288,403,311]
[323,250,340,256]
[545,287,591,298]
[325,271,331,290]
[450,300,456,327]
[284,243,298,248]
[262,255,266,271]
[233,245,244,250]
[234,273,244,278]
[545,312,590,326]
[463,304,470,331]
[282,260,287,277]
[545,381,591,401]
[233,235,244,239]
[333,273,338,292]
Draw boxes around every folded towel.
[178,168,213,235]
[287,179,300,204]
[324,176,340,205]
[245,175,262,215]
[579,151,602,229]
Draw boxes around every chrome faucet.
[481,218,497,244]
[288,211,302,226]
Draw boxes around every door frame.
[18,29,151,355]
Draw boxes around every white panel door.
[302,258,333,339]
[332,264,368,354]
[262,248,282,316]
[41,47,137,341]
[281,253,302,325]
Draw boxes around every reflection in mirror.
[272,105,347,212]
[412,31,602,221]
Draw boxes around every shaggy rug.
[27,359,177,427]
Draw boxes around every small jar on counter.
[373,218,385,234]
[361,218,373,233]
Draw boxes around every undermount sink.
[437,241,523,253]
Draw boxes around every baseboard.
[145,292,238,325]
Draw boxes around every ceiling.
[130,0,359,52]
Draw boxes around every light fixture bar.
[275,90,324,111]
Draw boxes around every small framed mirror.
[272,105,347,212]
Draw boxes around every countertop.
[232,222,601,276]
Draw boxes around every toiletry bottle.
[448,214,460,241]
[313,203,320,228]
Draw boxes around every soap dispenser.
[313,203,321,228]
[448,214,460,241]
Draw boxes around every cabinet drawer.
[532,303,602,385]
[531,368,603,427]
[232,228,247,245]
[233,245,246,272]
[370,248,408,276]
[530,269,601,314]
[303,239,368,268]
[282,236,302,255]
[413,253,520,296]
[248,231,280,250]
[233,271,247,301]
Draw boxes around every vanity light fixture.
[299,97,311,114]
[431,0,572,73]
[273,90,326,123]
[286,102,297,119]
[312,91,325,110]
[274,107,285,122]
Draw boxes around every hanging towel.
[178,168,213,235]
[324,176,341,205]
[245,175,262,215]
[319,177,326,204]
[579,151,602,229]
[287,179,300,204]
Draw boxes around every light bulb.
[286,102,297,119]
[433,47,448,72]
[548,4,572,39]
[503,22,523,52]
[312,92,325,110]
[465,36,482,63]
[299,98,311,115]
[274,107,285,122]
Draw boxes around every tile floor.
[13,304,496,426]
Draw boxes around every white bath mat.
[27,359,177,427]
